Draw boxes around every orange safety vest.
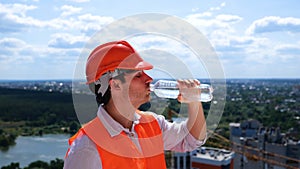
[66,111,167,169]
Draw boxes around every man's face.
[122,70,153,108]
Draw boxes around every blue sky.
[0,0,300,80]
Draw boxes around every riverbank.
[0,120,79,151]
[0,134,69,168]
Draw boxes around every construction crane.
[208,130,300,169]
[166,109,300,169]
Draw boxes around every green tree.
[69,121,80,134]
[23,160,49,169]
[1,162,21,169]
[49,158,64,169]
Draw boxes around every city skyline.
[0,0,300,80]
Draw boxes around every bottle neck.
[150,84,155,92]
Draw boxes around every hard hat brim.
[118,60,153,70]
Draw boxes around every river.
[0,134,70,168]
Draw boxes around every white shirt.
[64,106,206,169]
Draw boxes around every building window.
[173,156,177,168]
[180,156,184,168]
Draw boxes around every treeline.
[1,158,63,169]
[0,87,81,150]
[0,87,76,122]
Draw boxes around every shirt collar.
[97,105,141,137]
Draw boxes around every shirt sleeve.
[154,113,207,152]
[63,135,102,169]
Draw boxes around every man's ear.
[110,79,121,90]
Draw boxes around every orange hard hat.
[86,40,153,84]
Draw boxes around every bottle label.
[157,80,177,89]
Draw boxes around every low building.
[172,147,235,169]
[191,147,235,169]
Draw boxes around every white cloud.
[246,16,300,35]
[0,2,114,35]
[185,11,298,67]
[76,14,114,34]
[61,5,82,17]
[217,33,300,67]
[213,35,255,52]
[0,3,37,17]
[215,14,242,23]
[191,7,199,12]
[43,14,114,35]
[0,38,26,48]
[0,38,34,63]
[77,14,114,23]
[186,14,218,31]
[186,13,242,41]
[66,0,90,3]
[209,2,226,11]
[186,12,299,73]
[275,43,300,61]
[48,33,88,48]
[0,37,81,66]
[187,12,212,19]
[0,3,45,32]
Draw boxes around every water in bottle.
[150,80,213,102]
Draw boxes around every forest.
[0,87,80,150]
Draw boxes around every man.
[64,40,207,169]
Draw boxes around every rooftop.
[191,147,235,166]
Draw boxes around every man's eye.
[135,73,142,78]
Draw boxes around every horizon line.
[0,77,300,81]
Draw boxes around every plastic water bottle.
[150,80,213,102]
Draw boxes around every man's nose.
[144,72,153,83]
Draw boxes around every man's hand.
[177,79,201,103]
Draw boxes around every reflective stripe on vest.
[67,111,167,169]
